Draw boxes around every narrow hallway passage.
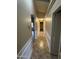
[17,0,61,59]
[31,32,51,59]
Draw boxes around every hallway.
[31,32,51,59]
[17,0,61,59]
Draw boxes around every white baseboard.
[18,37,32,59]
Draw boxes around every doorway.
[40,22,43,31]
[31,15,35,40]
[51,7,61,59]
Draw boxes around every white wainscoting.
[18,37,32,59]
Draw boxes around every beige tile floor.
[31,32,51,59]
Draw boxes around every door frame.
[51,6,61,56]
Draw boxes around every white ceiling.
[34,0,50,18]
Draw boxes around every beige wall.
[45,17,52,36]
[44,0,61,58]
[17,0,35,53]
[45,0,61,43]
[45,0,61,45]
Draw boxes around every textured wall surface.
[45,0,61,59]
[17,0,35,53]
[45,17,52,36]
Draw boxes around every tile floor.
[31,32,51,59]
